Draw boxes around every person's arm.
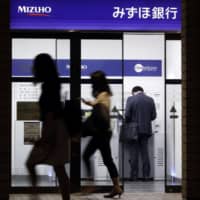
[151,99,157,121]
[81,92,108,107]
[125,97,132,122]
[81,98,95,107]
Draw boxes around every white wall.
[166,40,182,79]
[12,38,56,59]
[81,39,122,79]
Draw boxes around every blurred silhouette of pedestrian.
[82,70,123,198]
[26,53,70,200]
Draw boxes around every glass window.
[80,39,123,188]
[166,84,182,187]
[11,39,70,187]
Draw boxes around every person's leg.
[140,135,150,179]
[26,162,37,187]
[54,165,70,200]
[26,153,38,187]
[98,133,118,178]
[128,140,139,180]
[26,159,40,200]
[82,137,99,193]
[98,133,122,198]
[83,137,98,177]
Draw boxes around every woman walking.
[82,70,123,198]
[26,53,70,200]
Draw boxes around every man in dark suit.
[125,86,156,181]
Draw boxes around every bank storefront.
[10,0,181,194]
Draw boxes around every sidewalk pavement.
[10,192,182,200]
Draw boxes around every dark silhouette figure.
[26,53,70,200]
[125,86,156,181]
[82,70,122,198]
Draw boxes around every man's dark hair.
[132,86,144,94]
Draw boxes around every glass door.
[11,38,71,188]
[11,34,182,195]
[166,84,182,190]
[11,35,123,193]
[165,39,182,192]
[80,39,123,191]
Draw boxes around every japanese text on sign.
[113,6,178,20]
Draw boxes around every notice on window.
[24,122,40,145]
[17,102,40,120]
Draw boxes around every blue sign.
[10,0,181,31]
[124,60,162,76]
[12,59,123,77]
[12,59,162,77]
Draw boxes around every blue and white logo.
[17,5,52,16]
[134,64,144,73]
[125,60,162,76]
[134,63,159,73]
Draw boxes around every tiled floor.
[10,177,181,199]
[125,181,164,192]
[10,193,182,200]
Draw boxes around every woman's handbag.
[82,114,97,137]
[82,103,110,137]
[119,122,138,143]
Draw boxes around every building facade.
[0,1,200,200]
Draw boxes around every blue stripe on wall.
[12,59,162,77]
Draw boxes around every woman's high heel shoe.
[104,186,123,198]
